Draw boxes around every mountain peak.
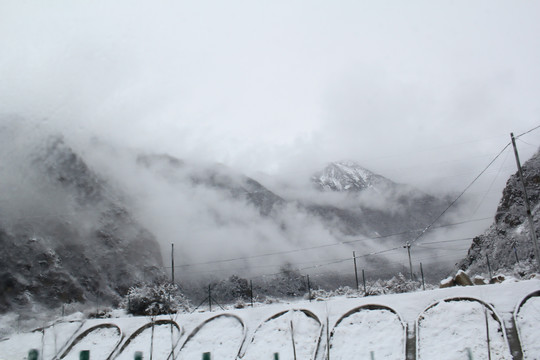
[312,161,391,192]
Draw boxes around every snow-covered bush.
[211,275,251,303]
[122,283,191,316]
[305,286,360,300]
[258,264,307,298]
[364,273,420,295]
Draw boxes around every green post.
[135,351,143,360]
[273,353,279,360]
[370,351,375,360]
[466,347,473,360]
[28,349,39,360]
[202,352,211,360]
[80,350,90,360]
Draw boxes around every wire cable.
[516,124,540,138]
[410,142,511,245]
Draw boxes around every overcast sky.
[1,1,540,206]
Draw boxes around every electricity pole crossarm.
[511,133,540,271]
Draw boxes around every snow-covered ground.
[330,306,405,360]
[515,292,540,359]
[417,300,511,360]
[242,310,321,360]
[1,279,539,360]
[177,314,244,360]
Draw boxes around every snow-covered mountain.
[312,161,392,192]
[457,148,540,276]
[307,161,450,239]
[0,132,165,313]
[0,122,454,313]
[136,154,284,216]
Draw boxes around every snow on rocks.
[330,305,405,360]
[515,292,540,359]
[417,298,511,360]
[177,314,244,360]
[242,309,322,360]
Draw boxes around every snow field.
[0,321,82,360]
[515,293,540,359]
[417,299,511,360]
[1,280,539,360]
[115,321,181,360]
[177,314,244,360]
[61,325,121,360]
[241,310,321,360]
[330,306,405,360]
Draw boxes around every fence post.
[273,353,279,360]
[370,351,375,360]
[80,350,90,360]
[486,254,493,279]
[202,352,211,360]
[135,351,143,360]
[208,285,212,312]
[250,280,254,307]
[362,269,367,295]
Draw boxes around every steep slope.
[0,134,165,313]
[457,149,540,276]
[136,154,284,216]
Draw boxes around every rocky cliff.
[457,149,540,276]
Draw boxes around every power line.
[171,217,491,269]
[168,124,540,281]
[410,142,511,245]
[516,124,540,138]
[417,237,474,245]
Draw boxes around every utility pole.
[171,243,175,284]
[420,262,425,290]
[352,251,359,290]
[511,133,540,271]
[404,242,413,281]
[306,275,312,302]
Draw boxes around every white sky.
[1,0,540,200]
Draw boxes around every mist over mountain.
[307,161,450,238]
[0,120,465,312]
[457,148,540,276]
[0,125,164,313]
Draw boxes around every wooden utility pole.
[307,275,312,302]
[171,243,175,284]
[352,251,359,290]
[420,262,425,290]
[404,242,413,280]
[511,133,540,271]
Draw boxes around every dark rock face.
[0,137,164,313]
[457,149,540,276]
